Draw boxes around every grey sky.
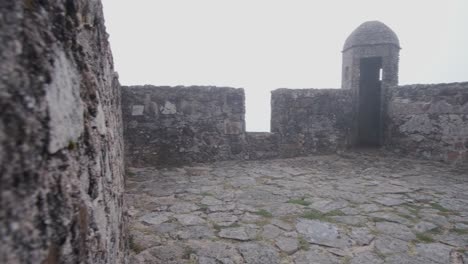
[102,0,468,131]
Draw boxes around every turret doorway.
[358,57,382,147]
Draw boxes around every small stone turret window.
[379,68,383,81]
[345,66,349,81]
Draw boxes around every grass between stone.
[342,256,352,264]
[129,236,144,254]
[297,236,310,251]
[429,202,454,215]
[287,198,311,206]
[414,232,435,243]
[403,203,422,215]
[254,209,273,218]
[452,228,468,235]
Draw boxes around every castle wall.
[0,1,126,263]
[386,82,468,164]
[122,86,246,166]
[271,89,354,157]
[245,132,280,160]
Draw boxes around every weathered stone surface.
[237,243,280,264]
[271,219,294,231]
[261,224,283,240]
[122,86,246,167]
[374,236,409,254]
[293,246,342,264]
[275,237,299,254]
[331,215,367,226]
[207,213,238,227]
[126,152,466,263]
[0,1,125,263]
[174,214,206,226]
[189,241,244,264]
[374,196,406,206]
[384,254,439,264]
[135,244,190,264]
[376,221,416,241]
[413,221,438,233]
[369,211,413,225]
[309,199,348,213]
[349,227,374,246]
[415,243,453,264]
[218,226,257,241]
[169,202,200,213]
[350,252,384,264]
[201,196,223,206]
[296,219,351,248]
[175,225,215,240]
[140,212,172,225]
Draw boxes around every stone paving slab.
[126,151,468,263]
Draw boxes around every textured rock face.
[245,132,280,160]
[0,1,125,263]
[122,85,246,167]
[386,83,468,164]
[271,88,353,157]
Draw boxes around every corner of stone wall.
[1,1,126,263]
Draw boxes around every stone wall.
[122,86,246,166]
[386,83,468,164]
[245,132,280,160]
[271,89,354,157]
[0,1,125,263]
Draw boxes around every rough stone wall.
[386,82,468,164]
[122,85,246,166]
[271,89,353,157]
[0,1,125,263]
[245,132,280,160]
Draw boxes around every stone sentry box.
[341,21,401,147]
[122,86,246,166]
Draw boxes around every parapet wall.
[386,82,468,164]
[122,83,467,167]
[122,86,246,166]
[271,89,354,157]
[0,1,125,263]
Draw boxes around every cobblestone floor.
[126,151,468,264]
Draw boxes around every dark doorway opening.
[358,57,382,147]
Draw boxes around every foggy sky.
[102,0,468,131]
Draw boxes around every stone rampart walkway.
[126,151,468,264]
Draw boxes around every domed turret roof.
[343,21,400,51]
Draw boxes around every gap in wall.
[245,89,271,132]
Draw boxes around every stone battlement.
[123,83,468,166]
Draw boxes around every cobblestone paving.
[126,151,468,264]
